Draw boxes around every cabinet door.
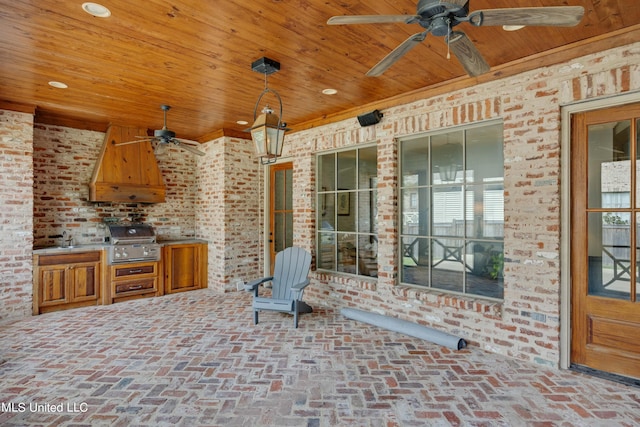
[165,244,202,293]
[39,265,68,306]
[70,261,100,302]
[35,251,103,314]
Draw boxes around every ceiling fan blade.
[328,15,419,25]
[173,137,201,146]
[114,138,154,147]
[447,31,490,77]
[367,32,427,77]
[471,6,584,27]
[177,142,205,157]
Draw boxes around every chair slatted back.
[271,247,312,300]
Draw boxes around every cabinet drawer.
[38,251,101,266]
[107,261,160,304]
[112,264,157,278]
[114,278,157,295]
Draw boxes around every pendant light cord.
[446,20,451,60]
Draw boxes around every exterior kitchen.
[30,123,211,313]
[2,112,262,320]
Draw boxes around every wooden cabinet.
[107,261,161,303]
[33,251,102,314]
[32,241,207,313]
[163,242,208,294]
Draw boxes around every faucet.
[62,231,73,248]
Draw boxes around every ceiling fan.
[117,105,205,156]
[327,0,585,77]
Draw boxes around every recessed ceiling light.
[322,88,338,95]
[503,25,525,32]
[82,2,111,18]
[236,120,249,126]
[48,81,68,89]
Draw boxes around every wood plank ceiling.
[1,0,638,141]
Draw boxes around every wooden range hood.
[89,125,166,203]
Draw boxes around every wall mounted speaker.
[357,110,383,127]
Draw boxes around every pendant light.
[249,57,289,165]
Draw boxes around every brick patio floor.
[1,289,639,426]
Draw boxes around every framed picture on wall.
[337,191,350,216]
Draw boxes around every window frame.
[398,120,504,300]
[316,144,378,278]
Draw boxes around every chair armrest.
[244,276,274,292]
[291,279,310,299]
[290,279,310,291]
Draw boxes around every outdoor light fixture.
[249,57,289,165]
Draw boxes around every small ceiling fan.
[327,0,585,77]
[117,105,205,156]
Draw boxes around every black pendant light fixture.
[249,57,289,165]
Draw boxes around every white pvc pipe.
[341,308,467,350]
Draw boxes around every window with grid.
[399,121,504,299]
[317,145,378,277]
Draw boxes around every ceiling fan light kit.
[328,0,584,78]
[249,56,289,165]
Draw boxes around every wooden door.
[571,102,640,379]
[269,162,293,273]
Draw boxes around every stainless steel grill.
[105,223,161,264]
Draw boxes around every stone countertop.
[33,239,208,255]
[33,243,108,255]
[156,238,208,245]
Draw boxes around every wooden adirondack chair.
[244,247,313,328]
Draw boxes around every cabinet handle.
[129,285,143,290]
[128,269,143,274]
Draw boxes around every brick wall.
[0,110,34,321]
[33,124,198,247]
[195,136,261,292]
[293,41,640,367]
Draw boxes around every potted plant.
[487,252,504,280]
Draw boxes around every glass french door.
[269,162,293,273]
[571,102,640,380]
